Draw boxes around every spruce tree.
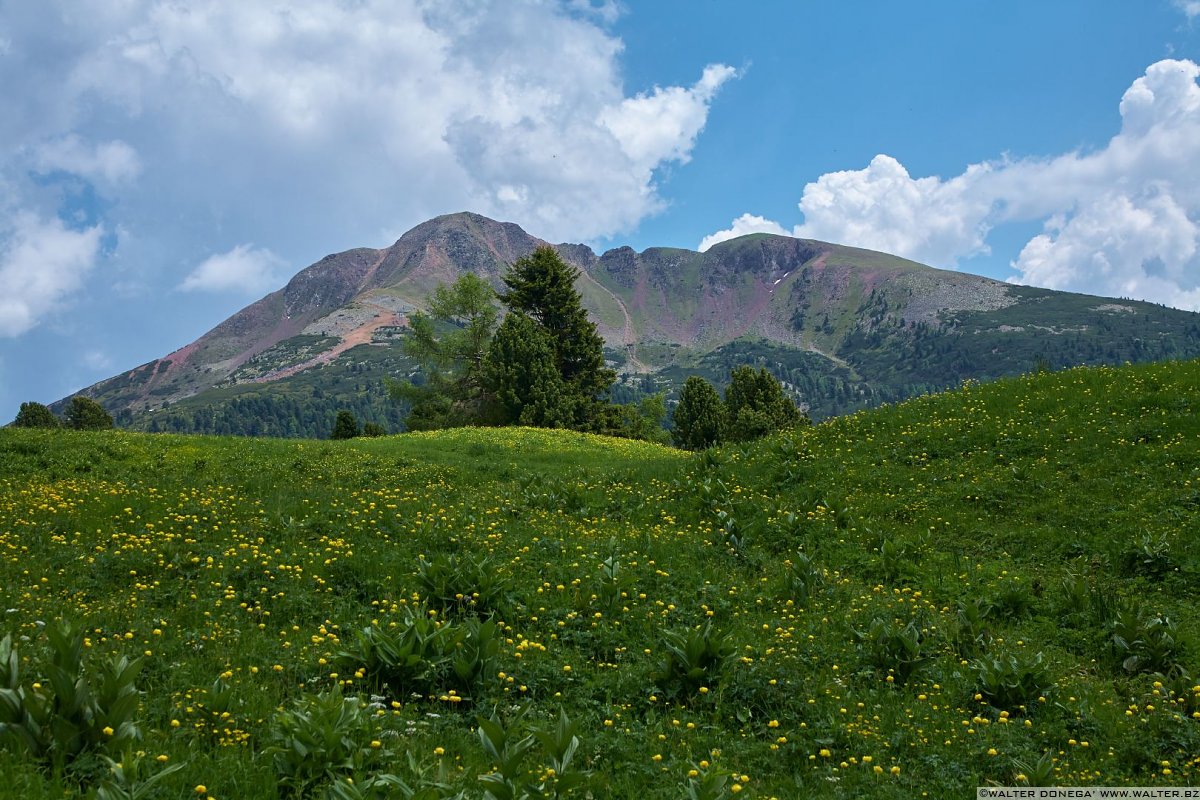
[482,312,573,427]
[497,246,614,422]
[671,377,727,450]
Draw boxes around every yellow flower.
[195,786,207,795]
[819,749,831,758]
[434,747,445,756]
[102,726,114,736]
[890,766,901,776]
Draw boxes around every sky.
[2,0,1200,422]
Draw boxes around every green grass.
[2,360,1198,798]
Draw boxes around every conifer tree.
[724,365,802,442]
[671,377,727,450]
[497,246,615,421]
[330,410,360,439]
[64,396,113,431]
[483,312,573,427]
[391,273,500,429]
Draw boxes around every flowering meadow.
[1,361,1198,799]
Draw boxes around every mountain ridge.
[60,212,1200,435]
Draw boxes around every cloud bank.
[0,0,733,337]
[701,59,1200,311]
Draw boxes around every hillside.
[3,360,1198,797]
[57,212,1200,437]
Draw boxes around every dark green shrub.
[331,410,360,439]
[671,377,726,450]
[12,401,60,429]
[65,396,113,430]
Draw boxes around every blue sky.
[2,1,1199,422]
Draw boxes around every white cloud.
[793,155,996,267]
[1174,0,1200,20]
[0,1,731,246]
[32,135,141,184]
[698,213,789,252]
[699,59,1200,310]
[601,64,736,168]
[1012,189,1200,308]
[180,244,287,295]
[567,0,623,24]
[0,213,102,337]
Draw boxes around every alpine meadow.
[5,4,1200,800]
[2,359,1198,798]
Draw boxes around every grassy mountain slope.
[3,359,1198,797]
[57,213,1200,436]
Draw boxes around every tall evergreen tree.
[497,246,615,418]
[12,401,60,429]
[482,312,573,427]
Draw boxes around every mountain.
[62,212,1200,437]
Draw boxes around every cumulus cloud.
[0,213,102,337]
[601,65,736,168]
[32,135,141,185]
[179,245,287,295]
[793,155,996,266]
[0,1,731,246]
[698,213,789,252]
[700,59,1200,310]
